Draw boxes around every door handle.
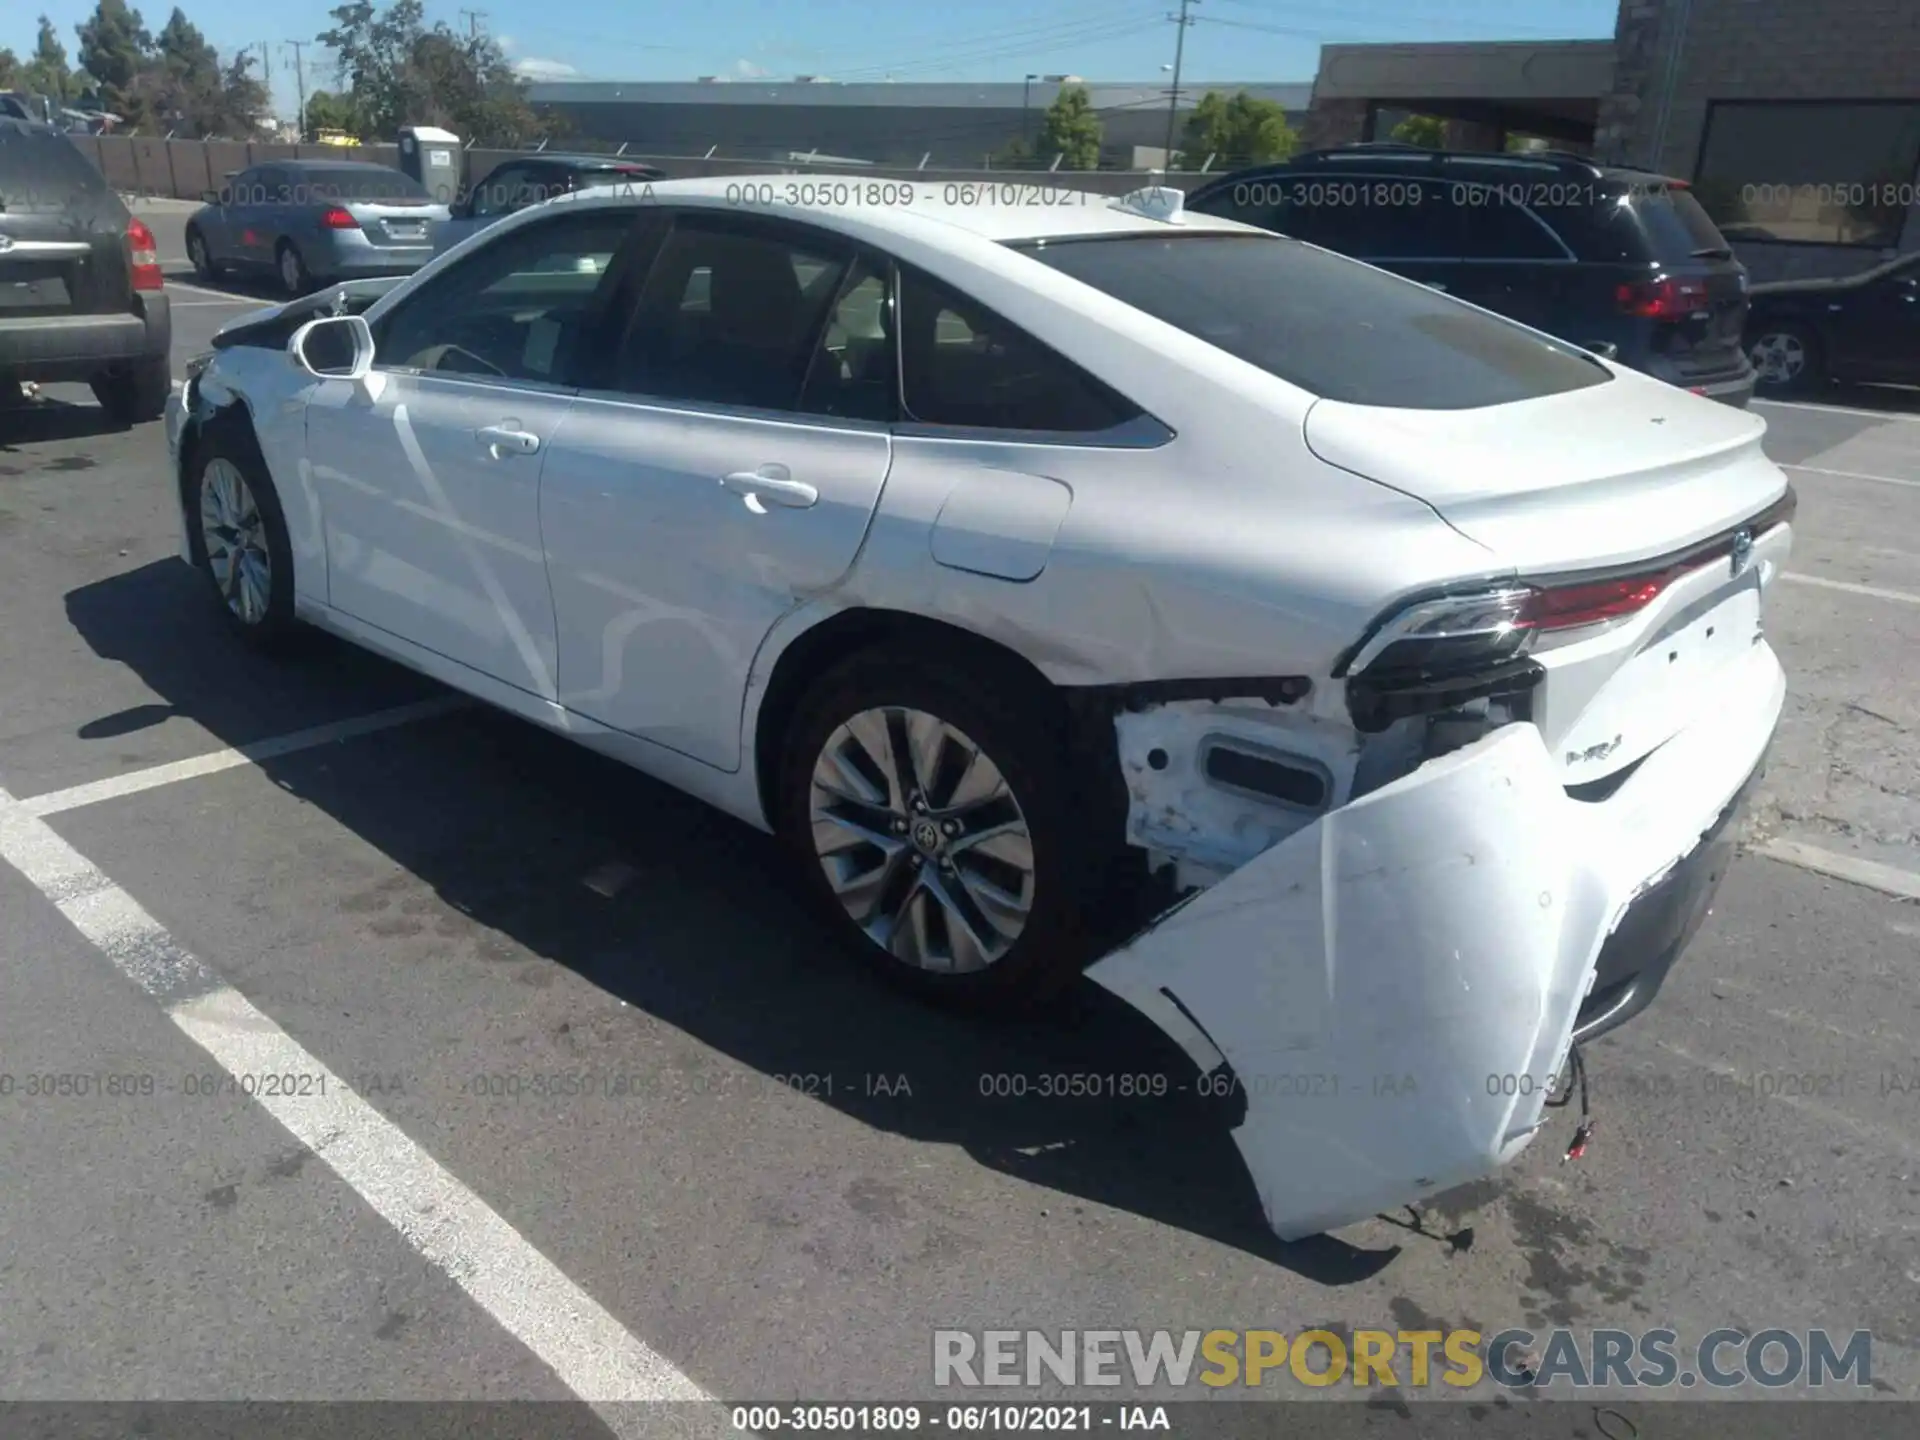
[722,465,818,510]
[477,424,540,457]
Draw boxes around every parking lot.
[1,202,1917,1426]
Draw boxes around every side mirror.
[289,314,381,397]
[1583,340,1620,361]
[201,188,220,204]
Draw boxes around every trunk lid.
[1304,372,1782,573]
[1307,376,1792,785]
[346,199,450,248]
[0,125,130,316]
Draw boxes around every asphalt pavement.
[1,213,1917,1427]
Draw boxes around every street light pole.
[1163,0,1198,169]
[1024,73,1038,155]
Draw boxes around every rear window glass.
[288,167,430,203]
[1630,183,1733,258]
[0,125,110,210]
[1018,233,1610,411]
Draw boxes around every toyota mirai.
[165,176,1793,1241]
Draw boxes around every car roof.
[513,153,662,169]
[537,172,1252,246]
[1194,145,1679,195]
[274,159,407,172]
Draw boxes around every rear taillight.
[125,216,163,291]
[1518,574,1673,632]
[1616,276,1710,320]
[320,207,360,229]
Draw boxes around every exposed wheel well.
[753,608,1081,830]
[178,399,270,531]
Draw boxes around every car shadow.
[165,267,289,301]
[0,395,130,449]
[64,558,1407,1285]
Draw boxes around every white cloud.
[512,57,579,80]
[496,34,516,51]
[734,58,768,78]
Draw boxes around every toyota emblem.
[1730,529,1753,576]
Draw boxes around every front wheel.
[186,227,221,280]
[778,651,1100,1012]
[185,438,302,651]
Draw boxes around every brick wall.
[1595,0,1920,279]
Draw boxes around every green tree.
[0,49,21,91]
[302,87,360,138]
[24,15,75,105]
[991,135,1033,168]
[1036,83,1101,170]
[1175,90,1296,170]
[319,0,548,145]
[75,0,154,123]
[1390,113,1446,148]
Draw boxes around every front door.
[306,206,649,698]
[542,212,897,770]
[1833,257,1920,382]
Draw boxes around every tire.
[89,356,171,425]
[276,240,312,297]
[1748,322,1823,395]
[183,431,302,652]
[777,648,1103,1012]
[186,226,221,280]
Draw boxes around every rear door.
[0,123,130,320]
[230,165,280,271]
[541,210,895,770]
[1444,184,1578,335]
[1829,256,1920,381]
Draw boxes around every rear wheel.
[186,227,221,280]
[778,650,1099,1012]
[185,436,302,652]
[276,240,311,297]
[1748,323,1823,394]
[90,356,170,425]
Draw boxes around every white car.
[165,177,1793,1241]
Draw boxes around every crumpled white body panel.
[1089,640,1785,1240]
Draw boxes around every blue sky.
[11,0,1620,119]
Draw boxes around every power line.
[459,9,489,40]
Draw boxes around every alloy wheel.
[280,247,303,294]
[808,707,1036,973]
[1749,330,1806,386]
[199,458,271,625]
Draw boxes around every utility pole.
[1162,0,1198,169]
[459,9,489,40]
[284,40,307,139]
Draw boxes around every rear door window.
[896,265,1146,433]
[1452,189,1569,261]
[1019,232,1610,410]
[0,124,110,211]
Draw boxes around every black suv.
[0,117,172,423]
[1187,144,1756,407]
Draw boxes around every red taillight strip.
[1521,486,1797,632]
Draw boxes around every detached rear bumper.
[1087,639,1785,1242]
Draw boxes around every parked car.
[1744,250,1920,394]
[166,178,1792,1241]
[435,153,664,254]
[1188,143,1758,407]
[185,159,452,297]
[0,117,171,423]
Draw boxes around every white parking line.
[1755,397,1920,424]
[164,279,267,302]
[1753,838,1920,904]
[1780,572,1920,606]
[0,782,713,1422]
[171,299,267,309]
[20,697,469,819]
[1782,463,1920,491]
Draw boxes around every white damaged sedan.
[165,176,1791,1241]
